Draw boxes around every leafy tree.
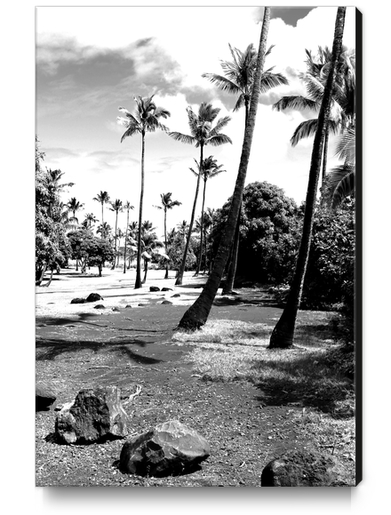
[166,227,197,272]
[178,7,271,329]
[203,42,288,294]
[93,191,110,225]
[138,222,167,283]
[169,103,232,285]
[96,222,112,240]
[155,193,182,279]
[82,212,98,230]
[118,95,171,289]
[68,229,115,277]
[269,7,347,349]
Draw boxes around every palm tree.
[269,7,346,349]
[97,221,112,239]
[82,212,98,230]
[93,191,110,226]
[203,42,288,294]
[169,103,232,285]
[109,199,123,269]
[156,193,182,279]
[139,222,166,284]
[66,197,85,224]
[191,156,226,276]
[118,95,170,289]
[122,201,134,273]
[178,7,271,329]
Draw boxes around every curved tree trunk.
[175,145,204,286]
[135,132,145,289]
[269,7,346,349]
[195,177,207,276]
[178,8,271,329]
[123,209,130,273]
[222,203,241,294]
[164,208,169,279]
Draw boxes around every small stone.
[112,307,120,312]
[94,304,105,309]
[71,298,85,304]
[149,286,160,292]
[161,300,173,305]
[161,287,173,292]
[86,293,104,303]
[171,293,181,298]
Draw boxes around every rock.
[161,287,173,292]
[171,293,181,298]
[36,382,57,411]
[94,304,105,309]
[261,449,347,487]
[161,300,173,305]
[118,420,210,477]
[149,286,160,292]
[86,293,103,303]
[55,386,129,444]
[70,298,85,304]
[112,307,120,312]
[125,305,132,308]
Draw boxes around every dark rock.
[138,303,146,307]
[261,449,347,487]
[161,300,173,305]
[161,287,173,292]
[94,304,105,309]
[171,293,181,298]
[112,307,120,312]
[86,293,104,303]
[149,286,160,292]
[71,298,85,304]
[36,382,57,411]
[119,420,210,477]
[125,305,132,308]
[55,386,129,444]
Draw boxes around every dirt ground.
[35,267,356,487]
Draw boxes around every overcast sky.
[36,6,356,238]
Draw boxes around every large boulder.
[85,293,103,303]
[55,386,128,444]
[118,420,210,477]
[36,382,57,411]
[261,449,348,487]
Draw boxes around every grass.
[173,315,354,417]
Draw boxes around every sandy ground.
[36,267,211,320]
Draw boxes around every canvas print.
[35,6,361,486]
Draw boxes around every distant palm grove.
[36,8,355,346]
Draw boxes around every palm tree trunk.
[178,7,271,329]
[195,177,207,276]
[175,145,204,286]
[112,212,118,270]
[124,210,129,274]
[135,132,145,289]
[269,7,346,349]
[222,203,241,294]
[143,259,148,283]
[164,208,169,279]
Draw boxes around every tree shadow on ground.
[253,347,354,416]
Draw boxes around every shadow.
[36,313,100,327]
[114,345,163,365]
[45,432,126,446]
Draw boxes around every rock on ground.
[261,449,348,487]
[55,386,128,444]
[86,293,103,302]
[36,382,57,411]
[118,419,210,477]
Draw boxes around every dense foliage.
[68,229,115,277]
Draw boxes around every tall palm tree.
[82,212,98,230]
[169,102,232,285]
[178,7,271,329]
[109,199,123,269]
[118,95,170,289]
[66,197,84,224]
[93,191,110,226]
[156,193,182,279]
[190,156,226,276]
[122,201,134,273]
[269,7,346,349]
[203,42,288,294]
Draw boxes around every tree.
[269,7,347,349]
[169,103,232,285]
[118,95,170,289]
[139,222,167,284]
[178,7,271,329]
[93,191,110,226]
[191,156,226,276]
[203,42,288,294]
[66,197,85,224]
[82,212,98,230]
[97,222,112,239]
[68,229,115,277]
[109,198,123,269]
[156,193,182,279]
[122,201,134,273]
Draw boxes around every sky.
[36,5,356,240]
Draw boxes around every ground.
[36,267,356,487]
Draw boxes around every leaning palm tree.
[66,197,85,224]
[109,199,123,269]
[122,201,134,273]
[118,95,170,289]
[169,102,232,285]
[203,42,288,294]
[178,7,271,329]
[156,193,182,279]
[269,7,346,349]
[191,156,226,276]
[93,191,110,226]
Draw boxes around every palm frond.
[260,71,289,92]
[335,127,355,163]
[290,119,318,146]
[120,125,140,143]
[168,132,196,145]
[304,74,325,103]
[326,164,355,209]
[273,96,319,112]
[209,115,231,136]
[207,134,232,147]
[202,73,242,95]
